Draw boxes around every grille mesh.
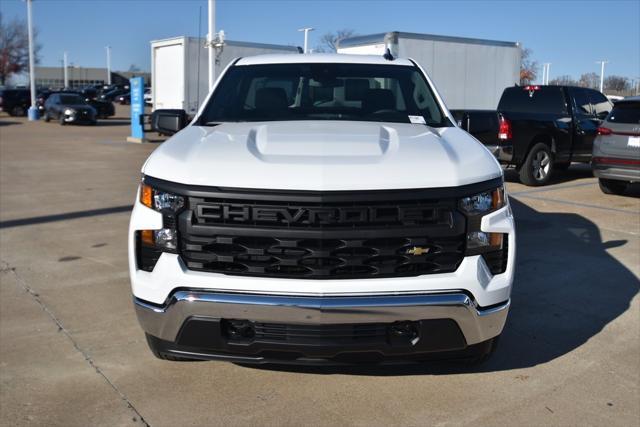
[177,190,467,279]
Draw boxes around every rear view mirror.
[151,109,188,135]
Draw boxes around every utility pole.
[298,27,314,53]
[105,46,112,85]
[63,51,69,88]
[543,63,551,85]
[26,0,38,120]
[208,0,215,89]
[596,60,608,93]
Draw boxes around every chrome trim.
[134,291,510,346]
[485,144,514,163]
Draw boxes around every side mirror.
[151,109,188,135]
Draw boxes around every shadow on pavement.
[0,120,22,127]
[243,197,639,376]
[96,120,131,127]
[0,205,132,229]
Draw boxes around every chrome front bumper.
[135,291,510,346]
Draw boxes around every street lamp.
[63,51,69,88]
[298,27,314,54]
[596,60,608,93]
[25,0,38,120]
[105,46,112,86]
[542,63,551,85]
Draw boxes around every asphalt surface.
[1,110,639,426]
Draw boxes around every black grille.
[175,187,468,279]
[251,322,388,345]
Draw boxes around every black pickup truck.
[452,85,612,186]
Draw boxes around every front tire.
[59,115,66,126]
[43,112,50,122]
[519,142,554,186]
[599,178,628,195]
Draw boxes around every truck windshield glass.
[198,63,450,127]
[498,87,567,115]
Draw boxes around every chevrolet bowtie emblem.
[406,246,430,256]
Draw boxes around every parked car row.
[1,84,151,116]
[452,86,638,194]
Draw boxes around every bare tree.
[0,13,41,86]
[317,29,356,53]
[578,72,599,89]
[548,75,577,86]
[604,75,630,92]
[519,47,538,85]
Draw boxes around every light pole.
[105,46,112,86]
[596,60,608,92]
[298,27,314,53]
[208,0,215,89]
[26,0,38,120]
[543,63,551,84]
[63,51,69,88]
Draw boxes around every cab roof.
[235,53,415,67]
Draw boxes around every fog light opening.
[224,319,255,340]
[390,321,420,345]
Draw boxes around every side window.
[571,89,593,116]
[588,90,612,118]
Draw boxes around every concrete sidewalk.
[1,115,638,426]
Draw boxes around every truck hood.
[142,121,502,191]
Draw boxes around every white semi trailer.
[338,31,521,110]
[151,36,298,115]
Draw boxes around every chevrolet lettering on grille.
[196,203,439,225]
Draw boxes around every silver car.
[592,96,640,195]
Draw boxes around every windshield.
[197,63,451,127]
[59,95,86,104]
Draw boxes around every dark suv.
[0,89,31,116]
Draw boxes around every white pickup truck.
[129,53,516,365]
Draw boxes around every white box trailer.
[338,32,521,110]
[151,36,298,115]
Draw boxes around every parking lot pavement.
[1,114,639,426]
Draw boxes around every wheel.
[519,142,554,186]
[43,112,50,122]
[145,333,200,362]
[90,120,97,126]
[599,178,628,195]
[11,106,25,116]
[59,115,66,126]
[555,162,571,171]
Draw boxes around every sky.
[1,0,639,82]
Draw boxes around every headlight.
[460,186,508,274]
[64,108,74,115]
[138,182,185,253]
[460,187,504,214]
